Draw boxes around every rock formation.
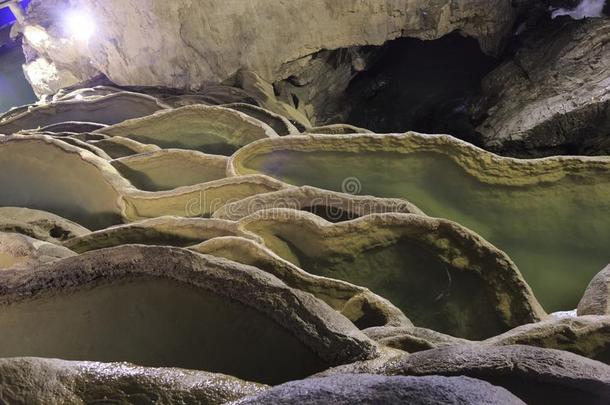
[0,357,265,405]
[21,0,517,95]
[230,133,610,311]
[191,236,411,329]
[0,92,168,133]
[63,217,257,253]
[234,374,525,405]
[319,344,610,404]
[0,232,75,269]
[0,1,608,401]
[483,315,610,363]
[0,245,377,384]
[0,206,89,243]
[578,264,610,315]
[94,105,279,155]
[111,149,229,191]
[478,17,610,156]
[236,209,545,339]
[213,186,424,222]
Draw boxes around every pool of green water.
[244,150,610,312]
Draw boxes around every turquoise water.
[246,150,610,312]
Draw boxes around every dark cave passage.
[344,34,499,144]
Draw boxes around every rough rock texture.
[365,314,610,364]
[306,124,374,135]
[122,175,288,221]
[91,136,161,159]
[0,134,288,228]
[191,236,411,329]
[0,92,168,134]
[213,186,424,222]
[111,149,228,191]
[578,264,610,315]
[478,17,610,156]
[483,315,610,364]
[0,135,132,229]
[95,105,279,155]
[22,0,517,95]
[0,245,378,384]
[0,207,90,243]
[234,70,312,129]
[364,325,470,353]
[346,345,610,404]
[0,232,75,269]
[0,357,265,405]
[233,374,524,405]
[230,133,610,311]
[64,217,257,253]
[222,103,300,136]
[237,209,545,339]
[39,121,107,133]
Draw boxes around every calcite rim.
[0,91,170,133]
[64,216,262,253]
[212,185,425,221]
[237,208,547,330]
[93,104,281,142]
[0,135,290,225]
[228,132,610,186]
[0,244,379,365]
[191,235,412,329]
[222,102,301,135]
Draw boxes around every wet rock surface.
[0,357,265,405]
[0,245,377,384]
[230,133,610,312]
[378,345,610,404]
[579,264,610,315]
[233,374,525,405]
[0,1,608,401]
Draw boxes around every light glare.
[65,10,95,41]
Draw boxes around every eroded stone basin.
[96,105,278,155]
[238,210,543,339]
[0,136,127,230]
[0,92,167,134]
[111,150,228,191]
[0,245,377,384]
[231,134,610,311]
[0,278,325,384]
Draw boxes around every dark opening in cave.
[344,34,499,144]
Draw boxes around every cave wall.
[20,0,517,96]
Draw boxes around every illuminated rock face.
[235,209,545,340]
[0,232,75,270]
[0,245,378,385]
[21,0,516,95]
[0,357,266,404]
[478,18,610,156]
[1,22,610,399]
[230,134,610,312]
[322,345,610,405]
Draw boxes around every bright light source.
[64,10,95,41]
